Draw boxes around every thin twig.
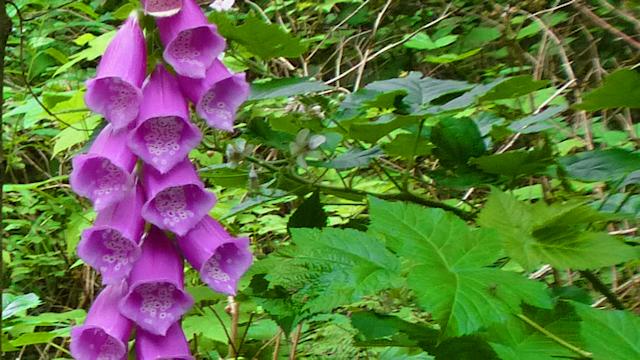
[574,1,640,50]
[288,323,303,360]
[325,4,452,85]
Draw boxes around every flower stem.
[517,314,592,358]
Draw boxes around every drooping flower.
[289,128,326,168]
[129,65,202,174]
[70,124,137,211]
[157,0,226,78]
[85,13,146,130]
[142,0,183,17]
[78,185,145,285]
[141,159,216,236]
[178,59,249,131]
[177,216,252,295]
[71,282,133,360]
[136,323,194,360]
[119,227,194,336]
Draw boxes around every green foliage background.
[2,0,640,359]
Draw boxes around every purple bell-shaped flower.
[70,124,137,211]
[129,65,202,174]
[85,14,146,130]
[142,0,183,17]
[177,216,252,295]
[157,0,225,78]
[179,59,249,131]
[136,323,194,360]
[141,159,216,236]
[78,184,145,284]
[119,227,194,336]
[71,282,133,360]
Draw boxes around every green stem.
[242,154,473,219]
[517,314,592,359]
[2,175,69,192]
[580,270,626,310]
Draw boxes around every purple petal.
[119,227,194,336]
[141,159,216,236]
[78,185,145,284]
[136,323,194,360]
[70,124,137,211]
[177,216,252,295]
[179,60,249,131]
[142,0,183,17]
[85,14,146,129]
[157,0,225,78]
[71,282,132,360]
[129,66,202,174]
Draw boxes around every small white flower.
[210,0,235,11]
[290,129,326,168]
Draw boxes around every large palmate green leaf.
[486,303,583,360]
[560,149,640,182]
[369,198,552,337]
[575,69,640,110]
[478,190,638,270]
[255,228,401,314]
[574,303,640,360]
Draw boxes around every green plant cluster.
[2,0,639,359]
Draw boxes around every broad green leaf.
[404,33,458,50]
[479,76,550,102]
[10,332,60,347]
[363,72,473,113]
[575,69,640,110]
[182,308,228,343]
[369,198,552,337]
[220,15,307,59]
[53,30,116,77]
[470,148,552,177]
[431,117,485,167]
[250,78,331,101]
[508,105,567,134]
[258,228,401,314]
[52,115,102,157]
[2,293,41,320]
[351,311,439,350]
[560,149,640,182]
[486,303,583,360]
[199,167,250,188]
[478,189,639,270]
[383,133,433,158]
[64,210,94,256]
[460,27,501,50]
[288,192,328,229]
[378,347,435,360]
[574,303,640,360]
[349,115,423,143]
[319,146,383,169]
[423,49,481,64]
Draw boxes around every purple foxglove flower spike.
[71,282,132,360]
[70,124,137,211]
[129,65,202,174]
[179,60,249,131]
[119,227,194,336]
[177,216,252,295]
[85,14,146,130]
[157,0,226,78]
[136,323,194,360]
[78,184,145,285]
[142,0,183,18]
[141,159,216,236]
